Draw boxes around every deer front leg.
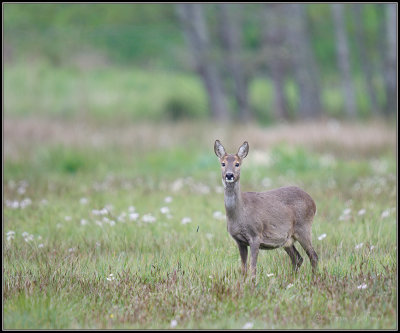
[250,242,260,280]
[236,240,248,275]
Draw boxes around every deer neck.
[224,180,242,218]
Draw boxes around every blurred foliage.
[3,3,393,121]
[4,4,182,67]
[4,3,386,72]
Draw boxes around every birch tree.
[261,3,290,120]
[352,4,379,115]
[217,4,252,122]
[383,3,396,116]
[332,4,357,117]
[284,4,322,119]
[177,4,229,121]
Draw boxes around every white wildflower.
[357,283,367,290]
[381,209,390,218]
[17,186,26,195]
[355,243,363,250]
[95,220,103,227]
[6,231,15,241]
[160,207,170,214]
[80,197,88,205]
[213,211,225,220]
[181,217,192,224]
[65,216,72,221]
[68,247,75,253]
[369,245,375,251]
[209,275,213,279]
[242,322,254,330]
[92,208,108,215]
[38,243,44,248]
[20,198,32,208]
[164,196,173,203]
[170,319,178,328]
[109,220,115,227]
[286,283,294,289]
[128,206,136,212]
[343,208,351,215]
[129,212,139,221]
[80,219,88,226]
[142,214,156,223]
[6,200,19,209]
[357,209,366,216]
[24,234,34,242]
[106,273,115,281]
[266,273,274,277]
[318,233,327,241]
[96,242,101,247]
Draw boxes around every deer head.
[214,140,249,186]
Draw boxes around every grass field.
[3,116,397,329]
[4,61,385,123]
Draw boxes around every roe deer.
[214,140,318,279]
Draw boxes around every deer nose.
[225,173,234,181]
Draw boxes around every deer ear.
[237,141,249,159]
[214,140,226,159]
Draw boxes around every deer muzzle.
[225,173,235,182]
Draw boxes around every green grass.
[3,119,397,329]
[4,61,386,124]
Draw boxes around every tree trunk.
[383,3,396,116]
[177,4,229,121]
[284,4,322,119]
[216,4,252,122]
[331,4,357,118]
[261,3,290,120]
[352,4,379,115]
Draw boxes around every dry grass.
[4,115,396,160]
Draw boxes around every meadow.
[3,114,397,329]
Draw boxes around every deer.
[214,140,318,279]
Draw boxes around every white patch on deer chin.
[222,179,235,189]
[225,179,235,183]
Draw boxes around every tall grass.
[3,118,397,329]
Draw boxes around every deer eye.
[221,163,225,167]
[235,163,240,167]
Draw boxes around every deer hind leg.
[284,245,303,272]
[249,242,260,280]
[294,229,318,273]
